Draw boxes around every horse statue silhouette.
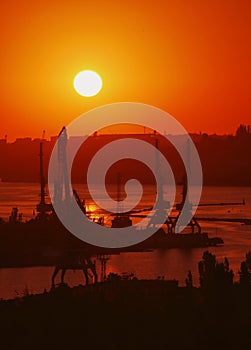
[51,251,98,287]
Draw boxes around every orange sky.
[1,0,250,141]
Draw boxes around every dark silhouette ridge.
[0,125,251,185]
[1,251,251,349]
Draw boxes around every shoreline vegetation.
[1,251,251,349]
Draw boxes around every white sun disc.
[73,70,102,97]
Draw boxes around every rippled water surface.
[0,183,251,299]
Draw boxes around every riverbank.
[1,279,251,349]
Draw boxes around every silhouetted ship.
[110,212,223,250]
[0,127,228,267]
[0,205,224,268]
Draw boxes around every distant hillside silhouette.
[0,125,250,186]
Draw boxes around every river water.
[0,182,251,299]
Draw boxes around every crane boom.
[197,199,245,207]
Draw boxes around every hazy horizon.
[1,123,249,143]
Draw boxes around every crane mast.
[54,126,71,204]
[36,139,52,217]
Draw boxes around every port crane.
[48,127,248,231]
[36,136,53,218]
[51,251,98,287]
[173,175,246,232]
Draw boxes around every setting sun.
[1,0,251,140]
[73,70,102,97]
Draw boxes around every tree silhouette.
[239,251,251,286]
[185,270,193,288]
[198,251,234,291]
[236,124,251,137]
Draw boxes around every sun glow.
[73,70,102,97]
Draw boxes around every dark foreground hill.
[1,280,251,350]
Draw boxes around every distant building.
[15,137,32,144]
[0,139,7,145]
